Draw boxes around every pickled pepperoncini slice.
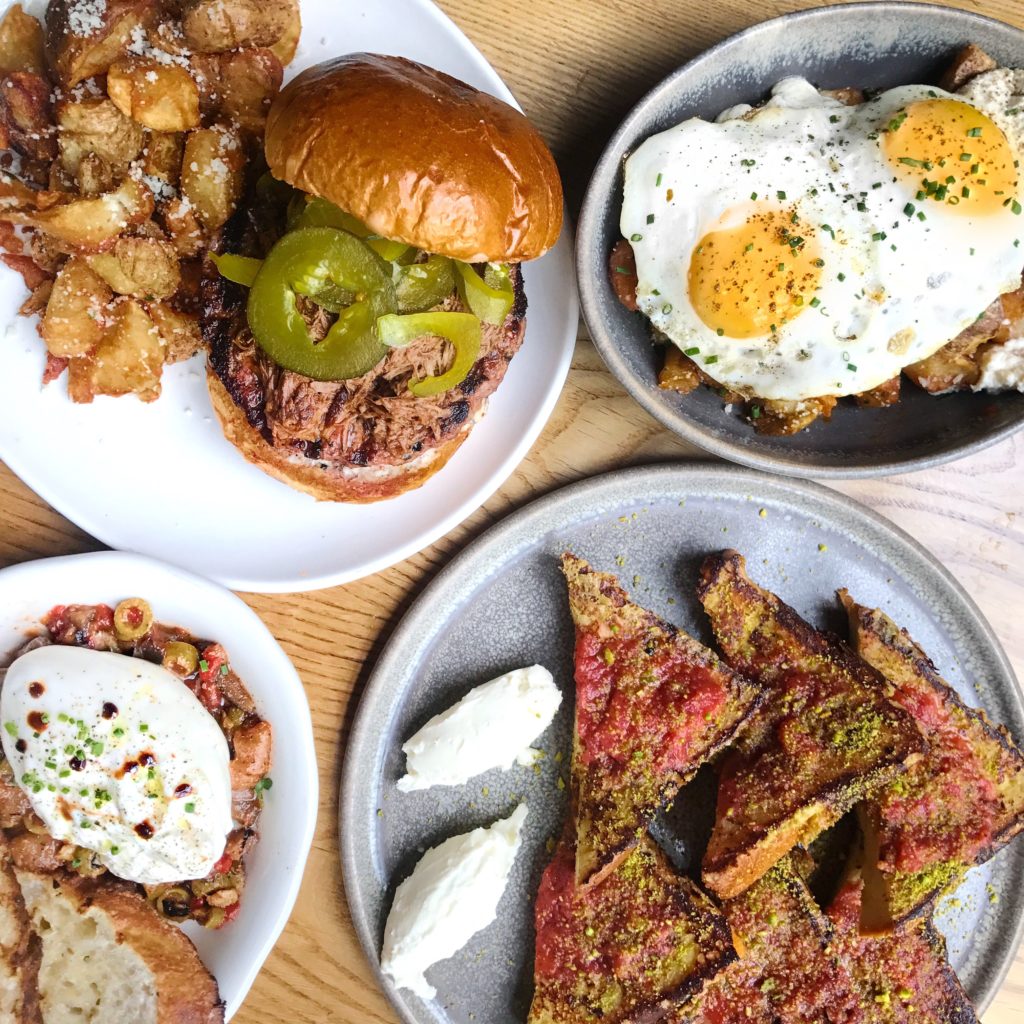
[455,261,514,324]
[376,311,481,396]
[211,253,262,288]
[247,227,397,381]
[396,254,457,313]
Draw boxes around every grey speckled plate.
[576,3,1024,479]
[340,464,1024,1024]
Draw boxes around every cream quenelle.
[397,665,561,792]
[1,645,233,885]
[381,803,528,998]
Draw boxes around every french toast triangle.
[840,592,1024,933]
[696,551,924,901]
[827,868,979,1024]
[561,554,764,887]
[528,834,736,1024]
[673,855,859,1024]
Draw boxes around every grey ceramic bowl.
[576,2,1024,479]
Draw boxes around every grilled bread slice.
[562,554,763,886]
[828,871,978,1024]
[841,592,1024,932]
[0,832,41,1023]
[529,834,735,1024]
[675,856,858,1024]
[17,870,224,1024]
[697,552,923,900]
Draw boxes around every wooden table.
[2,0,1024,1020]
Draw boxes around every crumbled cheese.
[207,157,229,181]
[66,0,107,37]
[973,336,1024,393]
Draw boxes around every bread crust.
[206,369,471,502]
[0,834,41,1024]
[264,53,563,262]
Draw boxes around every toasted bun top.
[264,53,563,262]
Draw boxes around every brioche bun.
[206,370,472,503]
[264,53,563,263]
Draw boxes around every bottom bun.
[206,370,474,503]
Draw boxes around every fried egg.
[621,75,1024,400]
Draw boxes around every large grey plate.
[341,464,1024,1024]
[576,3,1024,479]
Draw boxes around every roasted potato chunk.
[57,95,143,177]
[86,236,180,298]
[107,56,200,131]
[67,297,165,401]
[180,0,297,53]
[0,71,56,161]
[41,255,113,357]
[149,299,201,361]
[141,129,183,188]
[269,1,300,65]
[0,4,46,76]
[854,376,901,408]
[217,47,282,133]
[45,0,160,88]
[905,299,1003,393]
[939,43,997,92]
[751,396,837,435]
[160,193,203,254]
[658,344,700,395]
[180,125,243,232]
[4,175,154,248]
[75,151,115,194]
[0,168,39,210]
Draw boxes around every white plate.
[0,0,578,593]
[0,551,318,1019]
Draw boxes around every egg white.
[621,77,1024,400]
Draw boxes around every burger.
[201,53,563,502]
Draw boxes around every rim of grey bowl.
[576,2,1024,480]
[339,461,1024,1020]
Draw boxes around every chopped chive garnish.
[837,272,846,281]
[705,355,719,365]
[740,158,756,167]
[809,297,821,308]
[750,191,758,200]
[662,303,673,314]
[751,405,761,419]
[847,362,858,371]
[716,328,725,336]
[813,258,825,268]
[962,186,971,198]
[821,224,835,239]
[872,231,887,241]
[967,127,982,137]
[655,172,663,186]
[960,152,972,161]
[744,243,754,253]
[917,211,927,221]
[630,233,642,242]
[684,346,700,356]
[776,190,787,200]
[903,202,915,216]
[829,114,840,123]
[646,214,654,225]
[1014,200,1023,216]
[945,175,956,184]
[777,263,785,271]
[898,157,928,168]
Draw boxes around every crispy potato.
[658,345,700,395]
[160,193,204,254]
[0,71,56,161]
[0,4,46,76]
[141,129,183,188]
[939,43,997,92]
[86,235,180,298]
[107,56,200,131]
[0,167,39,210]
[19,275,52,316]
[45,0,160,88]
[217,47,281,134]
[752,396,837,435]
[67,296,165,401]
[905,299,1004,393]
[854,376,901,408]
[75,151,115,194]
[148,299,200,361]
[4,175,154,248]
[41,255,113,357]
[180,0,297,53]
[180,125,243,231]
[269,2,300,65]
[57,95,143,177]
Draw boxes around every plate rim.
[0,548,320,1018]
[0,0,579,595]
[575,1,1024,480]
[340,461,1024,1023]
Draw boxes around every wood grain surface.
[2,0,1024,1020]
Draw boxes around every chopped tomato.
[213,852,233,876]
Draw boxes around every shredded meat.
[204,182,528,469]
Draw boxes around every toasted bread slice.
[562,554,764,886]
[0,833,41,1023]
[16,870,224,1024]
[841,592,1024,931]
[697,552,923,899]
[676,856,858,1024]
[828,872,978,1024]
[529,834,735,1024]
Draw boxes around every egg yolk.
[687,205,824,339]
[882,98,1020,216]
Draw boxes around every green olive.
[162,641,199,677]
[113,598,153,642]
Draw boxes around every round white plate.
[0,0,578,593]
[0,551,318,1019]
